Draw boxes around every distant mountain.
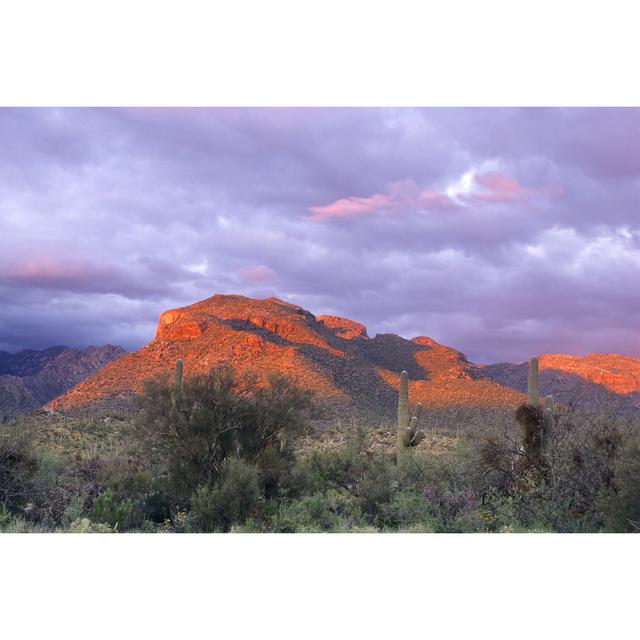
[47,294,523,418]
[0,345,125,420]
[477,353,640,413]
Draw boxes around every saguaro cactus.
[397,371,410,442]
[172,359,184,403]
[527,356,539,404]
[516,356,544,464]
[396,371,425,456]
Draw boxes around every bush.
[600,428,640,532]
[67,517,113,533]
[269,490,365,533]
[90,489,135,531]
[139,364,312,503]
[480,407,629,532]
[189,458,262,532]
[380,492,434,530]
[294,441,372,495]
[0,424,39,513]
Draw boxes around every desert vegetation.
[1,360,640,533]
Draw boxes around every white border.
[1,533,638,639]
[1,1,639,105]
[1,0,639,636]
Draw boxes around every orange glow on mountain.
[46,294,640,419]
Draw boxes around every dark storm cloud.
[1,107,640,362]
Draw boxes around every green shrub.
[139,365,312,503]
[380,492,434,530]
[480,409,630,532]
[189,458,262,532]
[269,490,365,533]
[67,517,113,533]
[599,428,640,532]
[293,439,373,495]
[0,425,39,513]
[90,489,134,531]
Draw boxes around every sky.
[1,107,639,363]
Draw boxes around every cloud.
[239,265,277,283]
[308,178,458,221]
[466,170,525,203]
[309,167,532,221]
[2,107,640,362]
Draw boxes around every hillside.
[47,294,523,419]
[478,353,640,413]
[46,294,640,422]
[0,345,125,420]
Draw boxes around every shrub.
[269,490,365,533]
[90,489,135,531]
[0,424,39,513]
[480,407,629,531]
[139,364,312,503]
[380,492,434,530]
[67,517,113,533]
[599,428,640,532]
[189,458,262,532]
[354,457,395,523]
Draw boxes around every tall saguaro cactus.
[527,356,539,404]
[396,370,425,458]
[397,371,410,447]
[172,359,184,404]
[516,356,548,465]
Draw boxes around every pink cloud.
[240,265,277,283]
[308,192,394,221]
[9,257,86,281]
[308,170,554,222]
[308,179,457,221]
[467,171,526,203]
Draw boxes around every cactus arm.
[397,370,410,451]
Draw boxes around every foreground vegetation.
[1,365,640,533]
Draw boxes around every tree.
[138,363,313,503]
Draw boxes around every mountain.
[45,294,640,422]
[478,354,640,413]
[0,345,125,420]
[47,294,524,418]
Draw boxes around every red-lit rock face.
[156,310,209,339]
[317,315,368,340]
[539,354,640,394]
[411,336,473,382]
[42,294,542,417]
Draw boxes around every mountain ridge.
[0,345,125,420]
[42,293,640,419]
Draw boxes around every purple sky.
[1,107,640,363]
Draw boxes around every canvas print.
[1,107,639,533]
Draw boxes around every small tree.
[138,363,313,504]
